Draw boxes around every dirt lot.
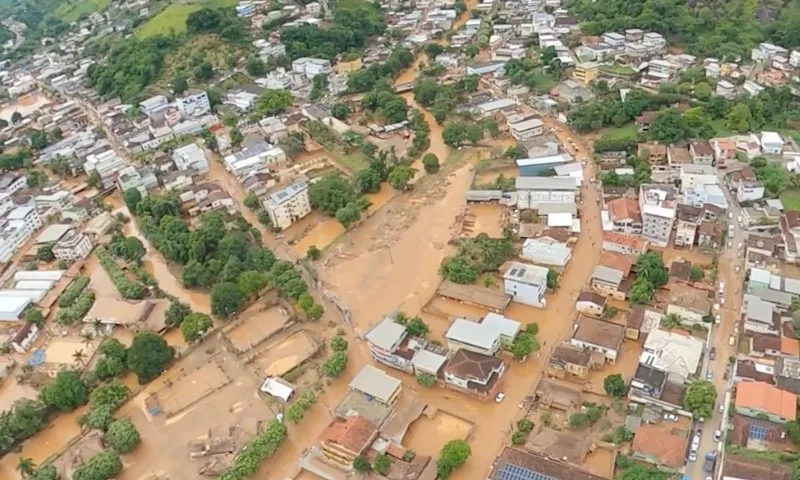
[585,340,644,395]
[117,341,277,480]
[462,203,508,238]
[402,409,474,458]
[225,303,292,352]
[83,254,120,299]
[155,361,232,417]
[249,330,321,378]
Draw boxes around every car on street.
[495,392,506,403]
[706,369,713,380]
[704,452,718,473]
[663,413,678,422]
[715,314,721,324]
[689,452,697,462]
[714,429,722,442]
[719,403,725,413]
[709,347,716,359]
[738,242,743,249]
[727,241,732,248]
[728,212,733,219]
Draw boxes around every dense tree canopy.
[684,380,717,420]
[127,331,173,384]
[437,440,471,479]
[40,371,88,412]
[87,36,175,101]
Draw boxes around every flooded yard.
[250,330,320,377]
[84,254,120,299]
[225,303,291,352]
[0,93,51,122]
[463,203,507,238]
[402,410,474,457]
[473,165,519,186]
[583,448,615,479]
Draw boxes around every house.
[488,448,607,480]
[443,349,505,399]
[348,365,402,405]
[635,111,659,133]
[466,61,506,76]
[139,95,168,116]
[674,204,701,248]
[591,265,628,300]
[727,166,765,203]
[721,454,793,480]
[480,313,520,348]
[116,165,158,197]
[667,147,692,180]
[365,316,410,372]
[775,357,800,395]
[640,329,704,384]
[569,315,625,364]
[576,291,606,317]
[780,212,800,263]
[0,173,27,195]
[291,57,332,79]
[445,318,502,356]
[680,164,717,190]
[638,143,667,164]
[573,62,598,84]
[661,282,713,325]
[631,424,690,470]
[0,206,43,263]
[521,239,571,271]
[602,231,647,255]
[551,79,595,104]
[761,131,784,155]
[52,230,92,261]
[742,295,778,335]
[172,143,209,173]
[625,305,662,341]
[547,343,602,379]
[263,180,311,230]
[716,80,736,99]
[690,140,715,165]
[508,117,543,142]
[639,184,677,248]
[734,381,797,423]
[606,197,642,234]
[502,261,549,308]
[176,90,211,117]
[223,142,285,177]
[11,321,39,353]
[319,415,377,466]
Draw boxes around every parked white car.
[495,392,506,403]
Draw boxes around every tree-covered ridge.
[566,0,800,58]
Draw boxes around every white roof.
[509,118,543,131]
[0,296,31,316]
[749,267,772,285]
[503,261,548,286]
[15,280,55,291]
[642,204,675,219]
[481,312,521,338]
[641,329,704,380]
[478,98,517,112]
[411,349,448,373]
[547,212,573,227]
[516,154,572,167]
[761,131,783,145]
[446,318,501,350]
[365,317,407,350]
[515,176,577,191]
[14,270,65,282]
[36,224,73,244]
[349,365,401,403]
[260,377,295,402]
[0,289,46,302]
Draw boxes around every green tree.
[374,454,391,475]
[306,245,321,260]
[72,450,122,480]
[306,303,324,320]
[649,109,690,144]
[568,413,590,429]
[26,170,47,188]
[123,188,142,211]
[586,406,602,423]
[172,75,188,95]
[322,351,348,377]
[726,103,753,133]
[85,404,114,431]
[180,312,213,341]
[90,380,130,410]
[331,103,351,120]
[123,237,145,262]
[388,165,415,191]
[510,332,539,360]
[193,61,214,81]
[786,420,800,445]
[353,456,371,472]
[603,374,628,397]
[87,171,102,188]
[17,457,35,478]
[330,335,348,352]
[442,122,466,147]
[689,266,704,281]
[127,331,173,384]
[416,373,436,387]
[105,418,140,453]
[511,430,527,445]
[243,192,260,210]
[164,300,190,327]
[694,82,711,100]
[246,57,267,76]
[629,277,654,304]
[683,380,718,420]
[440,257,478,284]
[335,203,361,227]
[422,153,440,173]
[35,243,54,262]
[636,253,668,287]
[405,317,430,338]
[40,371,88,412]
[546,269,559,289]
[437,440,471,479]
[24,308,44,326]
[34,464,58,480]
[211,282,246,318]
[230,128,243,148]
[612,426,633,444]
[255,89,293,116]
[309,174,358,216]
[11,111,22,124]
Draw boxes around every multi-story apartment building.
[83,150,126,189]
[639,184,677,247]
[176,90,211,117]
[291,57,332,79]
[263,180,311,230]
[0,206,42,262]
[53,230,93,260]
[573,61,598,84]
[172,143,209,173]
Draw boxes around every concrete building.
[223,142,285,177]
[573,61,599,84]
[735,381,797,423]
[640,329,704,384]
[521,238,571,270]
[445,318,502,356]
[319,416,377,466]
[502,261,549,308]
[263,181,311,230]
[52,230,93,260]
[83,150,126,189]
[139,95,169,116]
[364,316,410,372]
[176,90,211,117]
[172,143,209,173]
[291,57,332,79]
[569,315,625,364]
[0,206,43,263]
[639,185,676,248]
[348,365,402,405]
[761,131,784,155]
[508,118,543,142]
[443,349,505,399]
[680,164,717,190]
[480,313,521,348]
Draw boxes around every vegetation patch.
[54,0,111,23]
[440,234,516,284]
[780,190,800,212]
[136,0,237,38]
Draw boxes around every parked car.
[704,452,717,473]
[719,403,725,413]
[706,369,713,380]
[495,392,506,403]
[714,429,722,442]
[663,413,679,422]
[709,347,716,359]
[689,452,697,462]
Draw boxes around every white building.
[502,261,548,308]
[0,173,27,195]
[176,90,211,117]
[445,318,502,356]
[224,90,258,111]
[83,150,126,189]
[508,117,543,142]
[639,185,676,248]
[263,180,311,230]
[679,164,718,190]
[139,95,169,116]
[52,230,93,260]
[0,206,43,263]
[236,1,257,17]
[223,142,286,177]
[172,143,209,173]
[716,80,736,99]
[761,131,784,155]
[291,57,332,79]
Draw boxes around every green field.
[780,190,800,212]
[600,64,636,76]
[601,123,638,140]
[708,119,734,137]
[336,153,370,173]
[136,0,237,38]
[55,0,112,23]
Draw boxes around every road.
[687,168,748,480]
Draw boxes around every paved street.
[687,167,748,480]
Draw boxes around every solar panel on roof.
[518,268,527,277]
[496,464,556,480]
[509,268,518,276]
[749,425,768,441]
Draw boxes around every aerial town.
[0,0,799,479]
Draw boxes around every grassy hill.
[136,0,237,38]
[54,0,112,23]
